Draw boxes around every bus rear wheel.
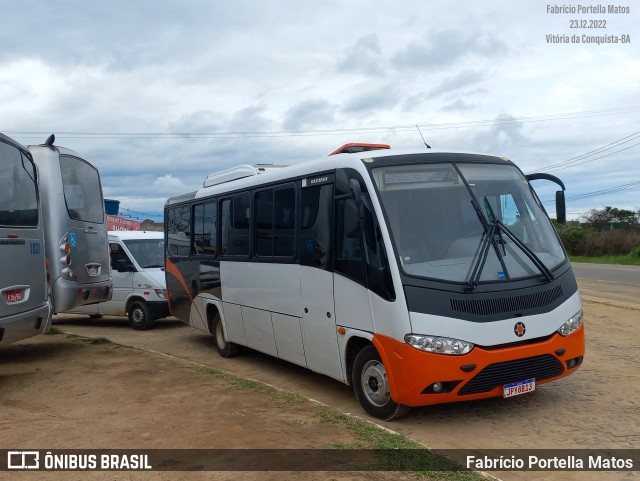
[352,345,411,421]
[128,301,154,330]
[213,315,240,358]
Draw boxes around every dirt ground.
[0,334,428,481]
[1,275,638,481]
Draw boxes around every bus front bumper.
[373,324,585,407]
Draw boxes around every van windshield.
[123,239,165,268]
[371,162,566,284]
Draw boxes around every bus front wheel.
[128,301,154,330]
[213,315,240,358]
[352,345,411,421]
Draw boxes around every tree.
[581,206,639,231]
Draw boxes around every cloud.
[152,174,188,191]
[336,34,384,76]
[342,85,401,114]
[282,99,336,130]
[440,99,476,112]
[391,29,507,70]
[427,70,484,98]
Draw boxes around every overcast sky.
[1,0,638,221]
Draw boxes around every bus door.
[332,168,396,366]
[299,177,344,381]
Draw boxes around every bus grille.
[458,354,564,395]
[450,286,563,316]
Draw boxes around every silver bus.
[29,135,112,313]
[0,133,51,345]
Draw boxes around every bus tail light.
[60,240,71,254]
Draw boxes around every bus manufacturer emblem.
[514,321,526,337]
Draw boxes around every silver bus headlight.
[405,334,474,355]
[557,310,583,336]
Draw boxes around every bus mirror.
[555,190,566,224]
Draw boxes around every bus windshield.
[60,155,104,223]
[0,142,38,227]
[371,162,566,283]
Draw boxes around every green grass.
[196,366,482,478]
[569,255,640,266]
[196,366,307,405]
[45,327,63,335]
[89,337,112,345]
[315,408,483,480]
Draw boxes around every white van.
[68,231,168,330]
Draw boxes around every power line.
[531,130,640,173]
[542,179,640,205]
[5,106,640,140]
[542,141,640,173]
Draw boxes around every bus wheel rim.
[361,360,390,407]
[215,321,226,349]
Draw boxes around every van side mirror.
[116,259,134,272]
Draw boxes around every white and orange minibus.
[164,144,584,420]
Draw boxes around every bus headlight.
[405,334,474,355]
[557,310,583,336]
[154,289,167,299]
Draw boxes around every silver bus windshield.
[60,155,104,224]
[0,142,38,227]
[371,162,566,283]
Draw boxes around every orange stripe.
[164,257,205,324]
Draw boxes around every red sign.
[106,215,141,231]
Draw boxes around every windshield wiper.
[492,219,554,282]
[466,199,510,291]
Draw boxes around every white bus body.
[165,145,585,420]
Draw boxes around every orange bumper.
[372,324,585,407]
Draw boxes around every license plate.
[503,378,535,398]
[5,289,23,304]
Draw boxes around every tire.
[128,300,154,330]
[89,314,103,319]
[213,314,240,358]
[352,345,411,421]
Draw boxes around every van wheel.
[128,301,154,330]
[352,345,411,421]
[213,314,240,358]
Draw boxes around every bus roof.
[0,132,30,156]
[165,147,513,207]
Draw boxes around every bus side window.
[334,193,366,285]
